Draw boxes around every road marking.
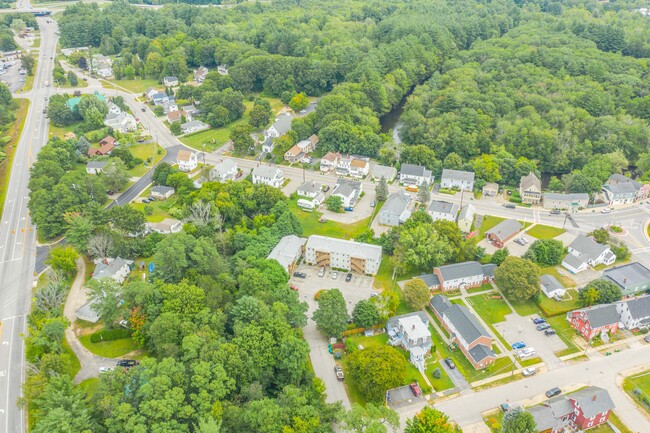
[631,247,650,254]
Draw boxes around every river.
[380,86,417,144]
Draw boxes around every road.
[0,15,56,433]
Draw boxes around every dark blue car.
[532,317,546,324]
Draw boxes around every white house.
[92,257,133,284]
[86,161,107,175]
[562,235,616,274]
[163,76,179,87]
[441,169,475,191]
[386,312,432,372]
[304,235,382,275]
[181,120,209,134]
[146,87,160,101]
[148,218,183,234]
[540,274,566,299]
[336,156,352,176]
[616,296,650,330]
[91,54,112,77]
[372,164,398,182]
[150,185,175,200]
[458,203,475,233]
[400,164,433,186]
[297,181,323,199]
[378,192,412,226]
[430,261,496,291]
[194,66,208,83]
[104,103,137,133]
[177,150,198,172]
[602,183,637,205]
[349,159,370,178]
[319,152,341,172]
[266,114,293,138]
[332,178,362,208]
[252,166,284,188]
[161,100,179,114]
[428,200,459,222]
[210,159,238,182]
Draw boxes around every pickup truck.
[334,365,344,381]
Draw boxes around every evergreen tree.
[376,176,389,202]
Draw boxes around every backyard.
[623,370,650,417]
[537,289,581,316]
[288,198,372,239]
[465,293,512,348]
[79,333,139,358]
[131,189,176,222]
[102,78,160,94]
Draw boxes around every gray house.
[617,296,650,330]
[378,191,412,226]
[428,200,459,222]
[542,193,589,210]
[603,262,650,297]
[441,169,475,191]
[86,160,107,175]
[602,182,636,205]
[267,235,307,273]
[399,164,433,186]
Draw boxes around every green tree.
[547,176,564,192]
[102,158,130,192]
[394,223,453,273]
[64,213,94,253]
[230,123,254,154]
[289,92,309,112]
[376,176,389,202]
[342,403,400,433]
[325,195,343,212]
[31,376,93,433]
[107,204,146,235]
[352,299,379,328]
[48,246,78,277]
[491,248,509,265]
[248,99,272,129]
[347,345,409,401]
[312,289,348,338]
[67,71,78,86]
[494,257,540,303]
[523,239,564,266]
[403,279,431,310]
[580,279,622,306]
[87,278,124,328]
[153,105,165,116]
[170,121,182,135]
[417,181,431,203]
[443,153,463,170]
[501,408,536,433]
[405,407,461,433]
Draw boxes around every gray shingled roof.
[270,114,293,136]
[445,304,492,344]
[87,161,107,169]
[569,235,609,262]
[569,387,615,418]
[417,273,441,288]
[541,274,564,292]
[547,396,575,417]
[543,192,589,201]
[386,311,429,334]
[151,185,174,195]
[608,173,629,183]
[436,261,484,281]
[253,165,282,179]
[578,304,621,328]
[381,192,411,216]
[467,344,495,363]
[430,294,452,316]
[93,257,133,280]
[459,204,475,221]
[603,262,650,291]
[603,182,637,195]
[623,296,650,320]
[297,181,322,195]
[481,264,497,278]
[372,164,397,180]
[563,253,587,269]
[486,219,522,241]
[442,169,475,182]
[401,163,431,177]
[520,172,541,192]
[428,200,458,215]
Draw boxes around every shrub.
[432,368,441,379]
[90,328,133,343]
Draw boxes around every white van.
[297,199,315,210]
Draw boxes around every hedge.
[90,328,133,343]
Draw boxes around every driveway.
[493,313,566,370]
[502,233,536,257]
[440,361,471,391]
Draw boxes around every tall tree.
[312,289,348,338]
[87,278,124,328]
[347,345,409,402]
[494,257,540,302]
[352,299,379,328]
[403,279,431,310]
[501,408,536,433]
[376,176,389,202]
[405,407,462,433]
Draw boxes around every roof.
[481,264,497,278]
[93,257,133,280]
[520,172,541,192]
[608,173,630,184]
[285,145,302,157]
[297,181,322,195]
[603,182,637,196]
[398,315,430,341]
[381,192,411,217]
[401,163,431,177]
[436,261,485,281]
[416,273,441,288]
[167,110,185,120]
[270,114,293,136]
[603,262,650,290]
[483,182,499,192]
[267,235,307,270]
[181,120,207,129]
[151,185,174,195]
[563,253,587,270]
[486,219,522,241]
[334,178,361,198]
[430,294,492,345]
[569,235,609,262]
[569,387,615,418]
[528,401,572,432]
[86,161,107,169]
[76,300,100,323]
[100,136,117,145]
[305,235,382,262]
[428,200,458,215]
[212,159,237,176]
[543,192,589,202]
[164,75,178,81]
[177,150,194,162]
[386,311,429,333]
[372,164,397,179]
[575,304,621,328]
[442,169,475,183]
[430,293,452,315]
[253,165,282,179]
[622,296,650,320]
[547,396,574,417]
[541,274,565,292]
[459,204,475,221]
[151,218,182,232]
[350,159,368,168]
[467,344,495,363]
[321,152,341,163]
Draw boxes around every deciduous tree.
[312,289,348,338]
[347,345,409,402]
[405,407,461,433]
[403,279,431,310]
[352,299,379,328]
[494,257,540,302]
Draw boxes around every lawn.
[509,297,540,317]
[466,294,512,324]
[484,409,504,433]
[22,58,37,91]
[467,283,494,294]
[519,357,542,367]
[62,339,81,378]
[623,370,650,416]
[0,99,29,218]
[540,266,576,288]
[546,315,580,356]
[288,198,372,239]
[77,377,100,397]
[103,78,160,94]
[346,333,389,350]
[478,215,506,238]
[425,360,455,391]
[538,289,581,317]
[608,411,634,433]
[126,142,167,177]
[79,334,139,358]
[526,224,565,239]
[131,192,175,223]
[49,121,79,139]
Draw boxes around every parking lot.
[0,61,26,93]
[387,384,426,409]
[494,313,566,370]
[503,233,536,257]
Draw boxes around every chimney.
[593,394,597,401]
[624,278,627,284]
[412,324,416,330]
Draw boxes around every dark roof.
[603,262,650,290]
[401,163,430,177]
[569,235,610,262]
[541,274,564,292]
[486,219,522,241]
[428,200,458,215]
[417,273,441,288]
[467,344,495,363]
[623,296,650,320]
[442,169,475,182]
[436,261,484,281]
[86,161,107,169]
[431,294,493,347]
[603,182,637,195]
[151,185,174,195]
[577,304,620,328]
[569,387,615,418]
[430,294,452,316]
[481,264,497,278]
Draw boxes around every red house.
[485,219,522,248]
[567,304,620,340]
[568,387,615,430]
[88,136,117,156]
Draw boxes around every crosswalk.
[631,246,650,254]
[639,204,650,214]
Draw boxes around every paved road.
[0,15,56,433]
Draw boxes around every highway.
[0,15,56,433]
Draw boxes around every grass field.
[538,289,581,316]
[467,283,494,294]
[131,189,175,222]
[546,315,580,356]
[541,266,576,288]
[288,198,371,239]
[425,360,455,391]
[49,121,79,139]
[466,294,512,324]
[62,338,81,377]
[526,224,565,239]
[79,334,139,358]
[0,99,29,219]
[509,297,541,317]
[478,216,506,238]
[608,411,634,433]
[126,142,166,177]
[623,370,650,416]
[77,377,100,397]
[103,78,159,94]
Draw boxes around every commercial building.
[602,262,650,297]
[304,235,382,275]
[542,193,589,210]
[485,219,522,248]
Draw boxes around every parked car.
[293,271,307,279]
[370,200,376,207]
[141,107,146,112]
[550,209,561,215]
[99,367,113,373]
[444,358,456,369]
[147,196,156,202]
[409,382,422,397]
[117,360,138,367]
[322,185,330,192]
[331,271,338,280]
[344,207,354,212]
[318,267,325,277]
[545,387,562,398]
[500,403,510,412]
[503,203,516,209]
[236,171,243,178]
[512,341,526,349]
[142,198,150,204]
[290,284,299,292]
[334,365,344,381]
[645,335,650,343]
[544,328,556,336]
[536,323,551,331]
[532,317,546,324]
[601,208,611,214]
[345,273,352,282]
[522,367,537,377]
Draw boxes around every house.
[104,104,137,133]
[430,295,496,369]
[194,66,208,83]
[602,183,636,205]
[336,156,352,176]
[76,300,101,323]
[303,235,382,275]
[485,219,522,248]
[297,181,323,199]
[372,164,397,182]
[543,193,589,210]
[332,178,362,208]
[217,65,228,75]
[85,161,107,175]
[607,173,650,200]
[400,164,433,186]
[562,235,615,274]
[210,159,238,182]
[540,274,566,299]
[152,91,170,105]
[261,136,275,154]
[603,262,650,297]
[145,87,160,100]
[167,110,188,124]
[91,54,112,77]
[482,182,499,197]
[266,114,293,138]
[386,312,432,371]
[458,204,475,233]
[63,132,77,141]
[378,192,412,226]
[430,261,496,291]
[150,185,175,200]
[441,169,475,191]
[284,145,304,163]
[176,150,198,172]
[349,159,370,178]
[88,136,116,156]
[148,218,183,234]
[163,76,179,87]
[567,304,620,340]
[181,120,209,135]
[161,99,179,114]
[182,104,198,116]
[296,134,318,153]
[528,396,573,433]
[267,235,307,273]
[617,296,650,330]
[320,152,341,173]
[519,172,542,205]
[252,166,284,188]
[428,200,459,222]
[92,257,133,284]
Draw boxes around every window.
[588,422,593,428]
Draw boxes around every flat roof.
[306,235,382,262]
[603,262,650,289]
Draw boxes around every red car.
[409,382,422,397]
[290,284,299,292]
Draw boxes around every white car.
[522,367,536,377]
[331,271,338,280]
[601,208,611,214]
[99,367,113,373]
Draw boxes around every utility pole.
[457,188,465,224]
